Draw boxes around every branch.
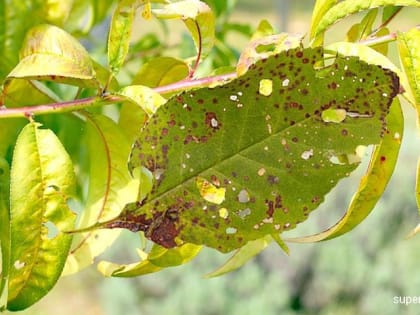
[0,72,237,119]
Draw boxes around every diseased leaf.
[108,1,136,75]
[205,235,272,278]
[103,47,399,253]
[98,243,201,277]
[327,42,412,104]
[6,24,98,88]
[312,0,420,44]
[64,114,139,275]
[8,122,76,311]
[287,98,403,242]
[0,158,10,311]
[153,0,215,61]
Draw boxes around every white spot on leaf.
[14,260,25,270]
[226,227,237,234]
[238,189,250,203]
[301,149,314,160]
[282,79,290,87]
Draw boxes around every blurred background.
[10,1,420,314]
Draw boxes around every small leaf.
[205,235,272,278]
[309,0,338,45]
[312,0,420,44]
[64,114,139,275]
[8,122,76,311]
[132,57,189,89]
[0,158,10,310]
[98,243,201,277]
[6,24,98,88]
[105,47,399,253]
[153,0,215,61]
[44,0,73,25]
[397,28,420,106]
[108,1,136,75]
[117,85,167,116]
[286,98,403,242]
[346,9,378,42]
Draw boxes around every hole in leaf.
[259,79,273,96]
[14,260,25,270]
[255,43,276,54]
[321,109,347,123]
[301,149,314,160]
[44,221,59,239]
[218,208,229,219]
[196,177,226,205]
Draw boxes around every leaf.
[346,9,378,42]
[6,24,98,88]
[2,79,59,108]
[236,33,303,76]
[43,0,73,25]
[397,28,420,106]
[0,158,10,311]
[153,0,215,61]
[309,0,337,45]
[98,243,201,277]
[108,1,136,75]
[64,114,139,275]
[7,122,76,311]
[117,85,167,116]
[286,98,403,242]
[205,235,272,278]
[132,57,189,89]
[117,85,167,144]
[326,42,412,104]
[311,0,420,44]
[103,47,399,253]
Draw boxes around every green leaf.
[0,158,10,311]
[117,85,167,116]
[6,24,98,88]
[205,235,272,278]
[309,0,337,45]
[108,1,136,75]
[104,47,399,253]
[98,243,201,277]
[43,0,73,26]
[397,28,420,106]
[2,79,59,108]
[0,119,26,158]
[153,0,215,61]
[7,122,76,311]
[64,114,139,275]
[346,9,378,42]
[132,57,189,89]
[286,98,403,242]
[312,0,420,44]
